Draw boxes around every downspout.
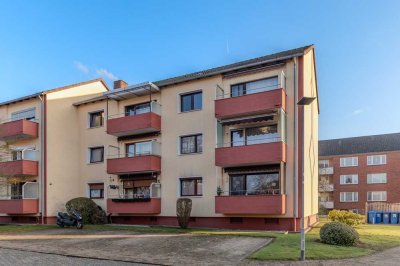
[293,57,299,227]
[38,94,45,224]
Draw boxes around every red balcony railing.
[107,155,161,175]
[0,119,38,142]
[107,198,161,214]
[0,160,39,177]
[215,194,286,215]
[215,141,286,167]
[107,112,161,137]
[0,199,39,214]
[215,88,286,120]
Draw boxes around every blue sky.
[0,0,399,140]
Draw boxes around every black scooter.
[56,210,83,229]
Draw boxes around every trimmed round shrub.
[65,197,107,224]
[320,222,359,246]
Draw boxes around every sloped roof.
[154,45,314,87]
[319,133,400,156]
[0,78,109,107]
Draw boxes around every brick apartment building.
[0,45,319,231]
[319,133,400,214]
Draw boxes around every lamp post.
[297,96,316,261]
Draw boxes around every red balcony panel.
[215,88,286,120]
[107,112,161,137]
[215,194,286,215]
[107,198,161,214]
[0,120,38,142]
[215,142,286,167]
[0,160,38,177]
[0,199,39,214]
[107,155,161,175]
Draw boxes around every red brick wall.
[321,151,400,214]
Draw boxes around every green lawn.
[1,221,400,261]
[249,221,400,261]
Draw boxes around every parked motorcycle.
[56,209,83,229]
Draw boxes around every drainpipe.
[293,58,299,225]
[38,94,45,224]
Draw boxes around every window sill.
[87,162,104,165]
[179,152,203,156]
[180,195,203,198]
[178,109,202,114]
[87,126,104,129]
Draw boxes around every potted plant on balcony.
[216,186,223,196]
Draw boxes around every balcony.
[107,102,161,137]
[107,198,161,214]
[320,201,334,209]
[319,167,334,175]
[107,183,161,214]
[215,141,286,167]
[319,184,334,192]
[215,88,286,120]
[107,142,161,175]
[0,119,38,142]
[0,160,38,177]
[215,194,286,215]
[0,199,39,214]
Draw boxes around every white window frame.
[340,174,359,185]
[340,157,358,167]
[367,191,387,202]
[367,173,387,184]
[319,160,329,168]
[367,155,387,165]
[340,192,358,202]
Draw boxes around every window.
[89,111,104,128]
[180,178,203,196]
[230,76,279,97]
[340,174,358,185]
[180,134,203,154]
[349,209,359,214]
[340,157,358,167]
[89,183,104,199]
[367,155,387,165]
[340,192,358,202]
[367,191,387,202]
[126,141,153,157]
[367,173,387,184]
[89,147,104,163]
[230,172,280,195]
[180,91,202,112]
[11,108,36,121]
[230,125,278,146]
[123,180,153,199]
[11,150,23,161]
[125,102,151,116]
[318,160,329,168]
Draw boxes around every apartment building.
[319,133,400,214]
[0,45,319,231]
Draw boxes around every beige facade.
[0,45,319,231]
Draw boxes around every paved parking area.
[0,229,270,266]
[0,248,144,266]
